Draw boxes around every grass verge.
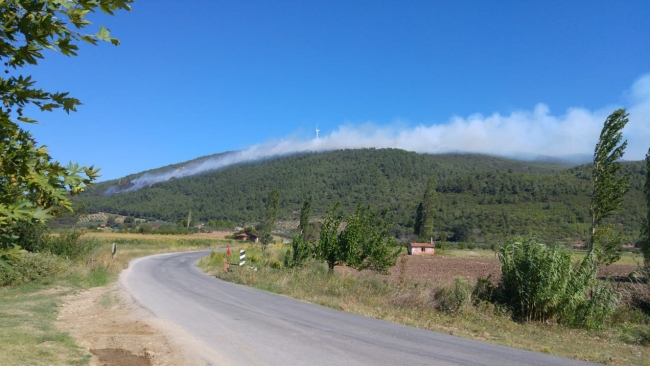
[0,284,89,365]
[0,234,234,365]
[199,244,650,366]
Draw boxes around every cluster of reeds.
[496,236,619,329]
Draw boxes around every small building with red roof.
[409,242,435,255]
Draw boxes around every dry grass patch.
[0,284,89,365]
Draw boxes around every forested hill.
[76,149,646,245]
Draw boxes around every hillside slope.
[76,149,646,245]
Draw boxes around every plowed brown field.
[339,252,640,286]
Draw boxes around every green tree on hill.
[0,0,132,265]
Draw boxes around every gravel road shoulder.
[55,281,218,366]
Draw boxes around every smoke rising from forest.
[106,74,650,195]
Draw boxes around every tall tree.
[287,198,314,267]
[642,148,650,267]
[338,204,373,269]
[317,203,344,272]
[260,189,280,249]
[588,108,629,266]
[0,1,131,265]
[414,175,437,240]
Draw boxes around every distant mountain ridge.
[77,148,646,245]
[99,149,594,193]
[532,153,593,166]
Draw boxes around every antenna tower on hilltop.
[315,125,320,139]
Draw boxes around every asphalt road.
[120,250,596,365]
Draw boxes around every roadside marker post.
[111,243,117,260]
[239,250,246,266]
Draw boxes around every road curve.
[120,250,595,366]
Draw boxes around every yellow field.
[83,232,226,241]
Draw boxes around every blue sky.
[23,0,650,181]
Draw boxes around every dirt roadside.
[56,282,227,366]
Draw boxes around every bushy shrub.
[0,252,66,286]
[138,224,153,234]
[11,221,48,252]
[265,257,283,269]
[432,277,472,315]
[41,231,100,259]
[200,250,238,267]
[206,250,227,265]
[497,236,619,329]
[473,276,497,302]
[286,235,312,268]
[620,327,650,346]
[247,252,260,264]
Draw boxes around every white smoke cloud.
[107,74,650,194]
